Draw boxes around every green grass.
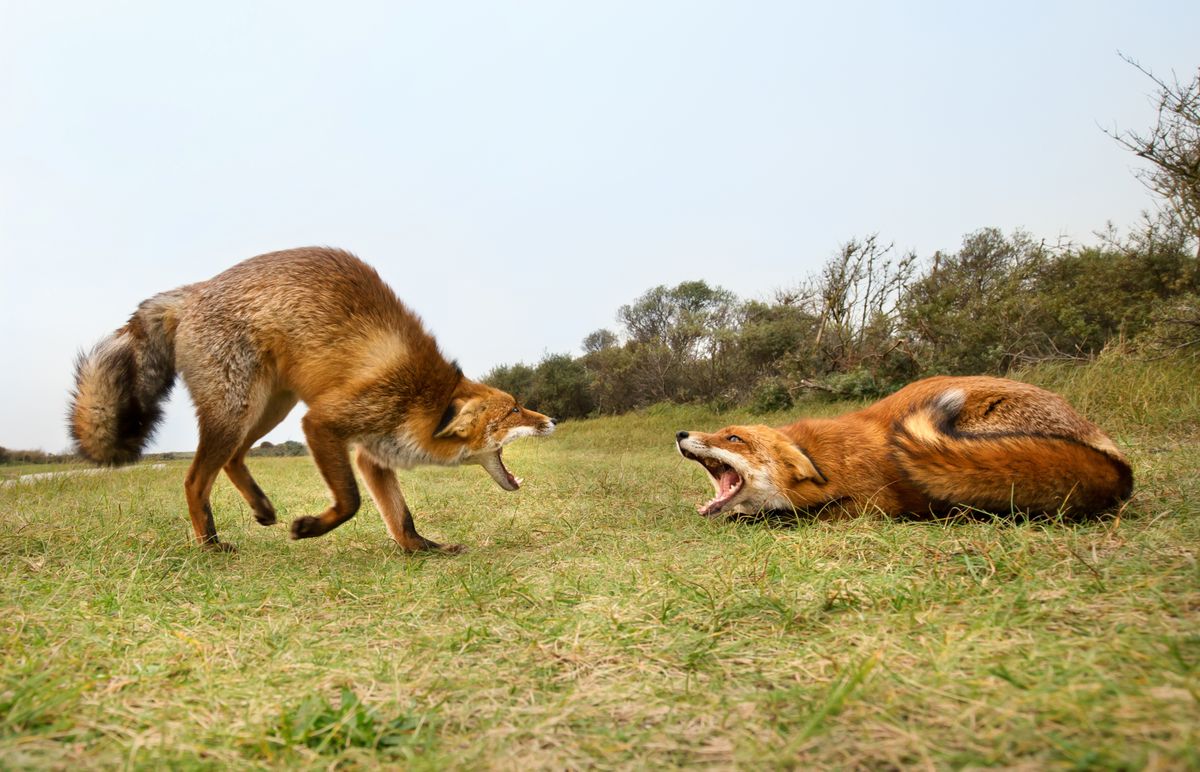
[2,356,1198,769]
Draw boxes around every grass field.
[2,355,1198,769]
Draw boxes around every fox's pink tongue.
[697,467,744,516]
[719,468,740,495]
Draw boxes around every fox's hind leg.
[355,450,464,553]
[223,390,299,526]
[185,422,242,551]
[177,330,265,549]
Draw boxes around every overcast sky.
[2,1,1197,453]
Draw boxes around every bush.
[248,440,308,457]
[750,378,793,413]
[528,354,594,420]
[482,363,536,403]
[481,217,1198,418]
[1131,292,1200,359]
[820,368,893,400]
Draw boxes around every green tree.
[617,280,739,403]
[528,354,594,420]
[483,362,537,403]
[808,235,917,376]
[901,228,1048,374]
[1028,224,1198,356]
[579,337,639,415]
[735,298,817,376]
[582,328,618,354]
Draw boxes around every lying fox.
[676,376,1132,519]
[69,247,554,551]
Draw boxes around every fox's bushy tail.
[892,390,1133,514]
[69,290,186,465]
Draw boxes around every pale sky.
[2,1,1197,453]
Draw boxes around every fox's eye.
[727,434,743,443]
[511,406,520,414]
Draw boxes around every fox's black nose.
[549,417,558,426]
[676,431,689,441]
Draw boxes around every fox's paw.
[290,516,327,540]
[395,536,466,554]
[252,501,277,526]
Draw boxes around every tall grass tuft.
[1015,347,1200,437]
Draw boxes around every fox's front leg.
[290,414,361,539]
[355,449,464,553]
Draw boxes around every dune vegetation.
[1,351,1197,769]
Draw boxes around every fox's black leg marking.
[223,455,278,526]
[222,390,298,529]
[199,503,235,552]
[203,502,217,540]
[248,482,277,525]
[185,423,240,551]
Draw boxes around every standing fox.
[676,376,1132,519]
[69,247,555,551]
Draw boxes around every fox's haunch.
[892,398,1133,514]
[68,292,182,465]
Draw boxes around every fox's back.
[185,248,418,344]
[171,247,452,401]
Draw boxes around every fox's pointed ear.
[788,445,826,485]
[434,398,481,439]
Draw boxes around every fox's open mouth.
[479,448,522,491]
[678,447,744,516]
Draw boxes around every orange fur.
[676,375,1132,518]
[70,247,555,551]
